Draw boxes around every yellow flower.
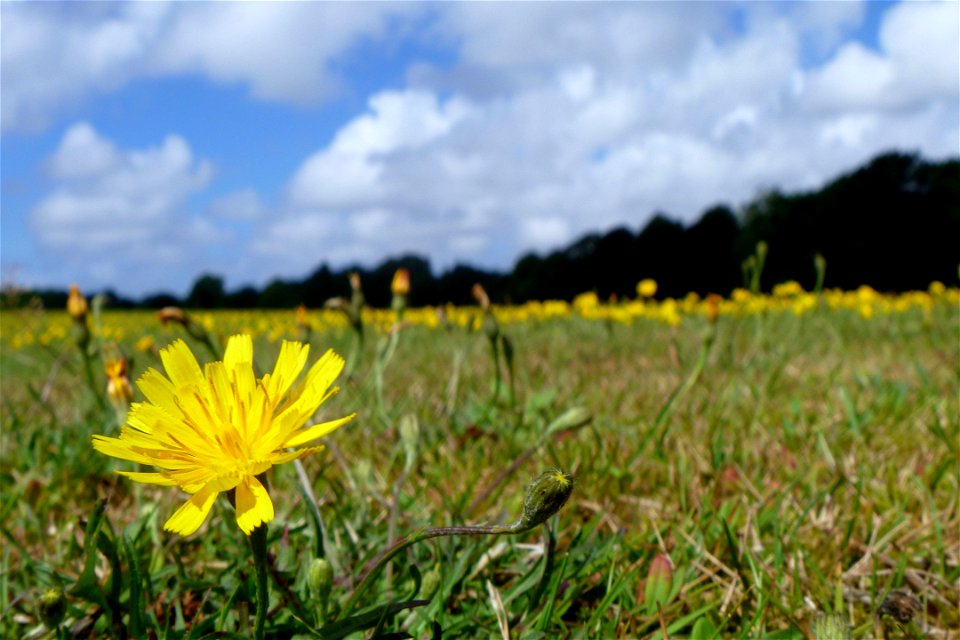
[105,358,135,405]
[93,335,355,536]
[637,279,657,298]
[67,283,88,321]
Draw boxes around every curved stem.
[250,524,270,640]
[340,523,514,618]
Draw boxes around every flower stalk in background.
[66,284,104,410]
[391,268,410,322]
[473,283,516,409]
[155,306,221,360]
[325,272,366,377]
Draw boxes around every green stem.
[80,350,106,411]
[250,524,270,640]
[340,523,514,618]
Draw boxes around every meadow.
[1,281,957,639]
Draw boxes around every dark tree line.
[8,151,958,310]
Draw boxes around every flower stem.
[340,524,513,618]
[250,524,270,640]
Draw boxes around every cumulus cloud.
[27,123,216,290]
[1,2,420,131]
[6,2,958,294]
[245,1,957,281]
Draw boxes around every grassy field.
[1,286,957,639]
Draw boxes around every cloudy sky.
[2,1,957,297]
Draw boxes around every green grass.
[1,302,957,639]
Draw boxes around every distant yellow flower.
[67,284,88,321]
[637,279,657,298]
[135,335,155,353]
[93,335,354,536]
[391,268,410,297]
[105,358,134,405]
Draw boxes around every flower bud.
[398,414,420,472]
[471,283,490,311]
[813,612,851,640]
[419,565,442,601]
[37,588,67,629]
[156,306,189,327]
[391,269,410,297]
[308,557,333,601]
[67,284,88,322]
[637,279,657,298]
[545,407,592,437]
[308,557,334,624]
[516,469,574,531]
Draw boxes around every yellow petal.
[163,485,218,536]
[268,446,324,466]
[92,435,156,465]
[117,470,178,486]
[160,340,204,389]
[235,475,274,535]
[283,414,355,449]
[223,334,253,372]
[266,341,309,403]
[135,368,177,411]
[281,349,344,415]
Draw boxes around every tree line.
[10,151,959,310]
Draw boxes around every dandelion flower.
[93,335,354,536]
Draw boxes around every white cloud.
[1,2,421,131]
[6,2,958,295]
[208,188,266,221]
[802,1,958,113]
[27,123,217,291]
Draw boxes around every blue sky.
[2,1,957,298]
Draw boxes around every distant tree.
[141,293,182,309]
[185,274,226,309]
[225,286,260,309]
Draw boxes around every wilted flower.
[93,335,354,536]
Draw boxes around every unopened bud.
[642,554,674,611]
[545,407,592,436]
[67,284,88,322]
[37,588,67,629]
[637,279,657,298]
[419,565,442,601]
[308,558,333,600]
[516,469,574,531]
[399,414,419,473]
[391,268,410,297]
[308,557,334,624]
[156,306,189,327]
[813,612,851,640]
[349,271,362,293]
[471,283,490,311]
[706,293,721,325]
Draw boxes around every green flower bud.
[419,565,442,601]
[813,612,851,640]
[37,588,67,629]
[545,407,592,436]
[516,469,574,531]
[399,414,419,473]
[308,557,334,625]
[308,558,333,602]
